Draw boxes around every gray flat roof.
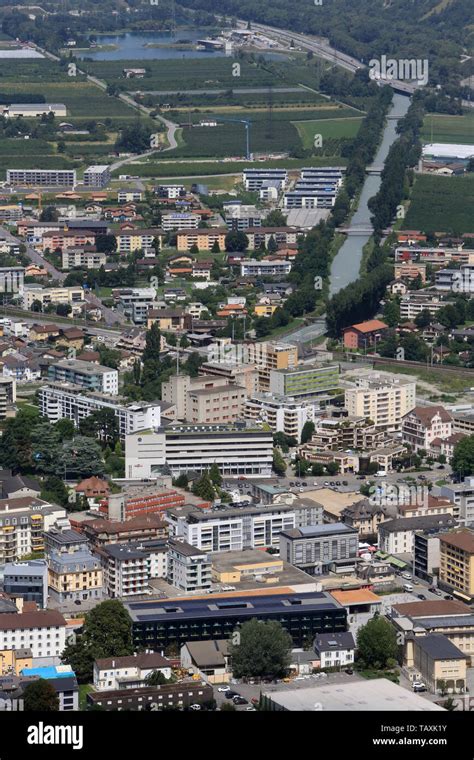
[414,633,466,660]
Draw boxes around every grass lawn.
[79,684,94,710]
[295,117,363,150]
[403,174,474,234]
[376,362,469,394]
[421,111,474,144]
[117,156,347,179]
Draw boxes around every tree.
[41,475,70,507]
[311,462,324,476]
[225,231,249,252]
[55,418,75,441]
[23,679,59,711]
[300,420,315,445]
[356,615,398,669]
[383,300,400,328]
[264,209,287,227]
[62,600,133,683]
[95,234,117,254]
[414,309,432,329]
[229,619,291,679]
[325,461,340,475]
[452,435,474,478]
[192,471,216,501]
[39,206,59,223]
[56,303,72,317]
[209,462,222,488]
[272,448,286,476]
[79,408,119,446]
[57,436,105,478]
[173,473,189,489]
[145,670,170,686]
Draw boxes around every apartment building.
[125,423,273,479]
[146,308,192,332]
[61,248,106,270]
[439,530,474,601]
[414,528,449,584]
[77,515,167,550]
[243,168,288,191]
[83,165,111,188]
[378,515,457,556]
[176,229,227,252]
[224,202,263,230]
[279,523,359,575]
[240,259,291,277]
[167,538,212,592]
[1,560,48,608]
[99,544,150,598]
[161,213,199,231]
[0,610,66,659]
[187,384,246,424]
[269,363,339,399]
[412,634,467,694]
[7,169,76,187]
[300,416,384,457]
[39,383,161,440]
[47,359,119,395]
[48,548,103,603]
[402,405,453,452]
[342,319,388,351]
[167,503,296,553]
[243,340,298,392]
[199,362,258,397]
[23,286,85,310]
[441,478,474,525]
[0,267,24,297]
[41,231,96,252]
[105,486,186,522]
[113,287,157,325]
[0,499,66,563]
[243,394,318,440]
[154,184,186,199]
[116,229,163,254]
[87,681,213,711]
[345,375,416,431]
[399,292,452,321]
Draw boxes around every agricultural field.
[421,111,474,144]
[295,116,363,150]
[403,174,474,234]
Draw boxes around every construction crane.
[216,117,252,160]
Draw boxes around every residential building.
[402,406,453,452]
[399,292,452,321]
[345,374,416,431]
[125,423,274,479]
[161,374,240,421]
[412,634,467,694]
[280,523,359,575]
[47,546,103,604]
[98,544,150,598]
[440,478,474,525]
[77,515,167,550]
[23,286,84,310]
[439,530,474,601]
[243,168,287,191]
[161,213,199,231]
[116,229,163,254]
[167,503,296,553]
[269,363,339,399]
[0,610,66,659]
[240,259,291,277]
[1,561,48,608]
[0,499,66,563]
[243,393,318,440]
[6,169,76,187]
[154,184,186,199]
[0,267,24,297]
[176,228,227,253]
[127,590,347,649]
[146,308,192,332]
[342,319,388,350]
[313,632,355,669]
[105,486,186,522]
[61,248,106,270]
[167,538,212,593]
[47,359,118,394]
[83,164,110,188]
[378,514,457,555]
[93,652,172,691]
[246,340,298,392]
[180,640,230,683]
[39,383,161,440]
[414,527,450,584]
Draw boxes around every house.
[93,652,172,691]
[29,324,60,343]
[147,309,192,332]
[180,640,231,683]
[75,476,110,500]
[0,470,40,499]
[402,406,453,453]
[387,279,408,296]
[342,319,388,350]
[313,632,355,669]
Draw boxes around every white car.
[189,704,201,710]
[217,686,230,693]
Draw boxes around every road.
[133,86,303,96]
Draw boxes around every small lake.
[78,30,288,61]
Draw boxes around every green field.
[421,111,474,144]
[403,174,474,234]
[295,117,363,149]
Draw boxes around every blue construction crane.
[216,117,252,160]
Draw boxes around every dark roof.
[414,633,466,660]
[314,632,355,654]
[392,600,471,618]
[440,530,474,554]
[0,610,65,631]
[379,515,457,533]
[95,652,170,671]
[0,470,40,498]
[183,639,229,667]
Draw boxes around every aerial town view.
[0,0,472,751]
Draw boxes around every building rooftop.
[281,523,358,540]
[440,530,474,554]
[414,633,466,660]
[379,515,457,533]
[95,652,170,671]
[392,600,472,618]
[330,589,382,606]
[314,632,355,653]
[183,639,229,668]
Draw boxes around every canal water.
[329,92,411,297]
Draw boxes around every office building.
[269,363,339,399]
[23,285,84,310]
[47,359,118,395]
[87,681,214,711]
[125,423,274,479]
[280,523,359,575]
[412,634,467,694]
[126,590,347,649]
[6,169,76,187]
[1,560,48,608]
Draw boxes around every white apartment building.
[61,249,106,270]
[7,169,76,187]
[93,652,172,691]
[243,393,318,440]
[47,359,119,395]
[161,213,199,231]
[23,285,85,310]
[440,478,474,525]
[167,504,296,553]
[125,424,273,479]
[240,259,291,277]
[167,538,212,592]
[345,374,416,431]
[83,165,111,188]
[99,544,150,598]
[38,383,162,441]
[0,610,66,659]
[0,267,24,297]
[0,500,67,563]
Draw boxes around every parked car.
[233,696,248,705]
[428,587,441,595]
[217,686,230,693]
[302,481,308,486]
[412,682,427,693]
[189,704,201,710]
[289,481,295,486]
[417,594,426,600]
[345,668,354,675]
[225,691,239,699]
[342,481,348,486]
[246,706,256,711]
[444,594,453,600]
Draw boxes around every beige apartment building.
[162,374,246,422]
[246,341,298,392]
[344,375,416,431]
[411,634,467,694]
[199,362,258,397]
[439,530,474,601]
[23,286,85,310]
